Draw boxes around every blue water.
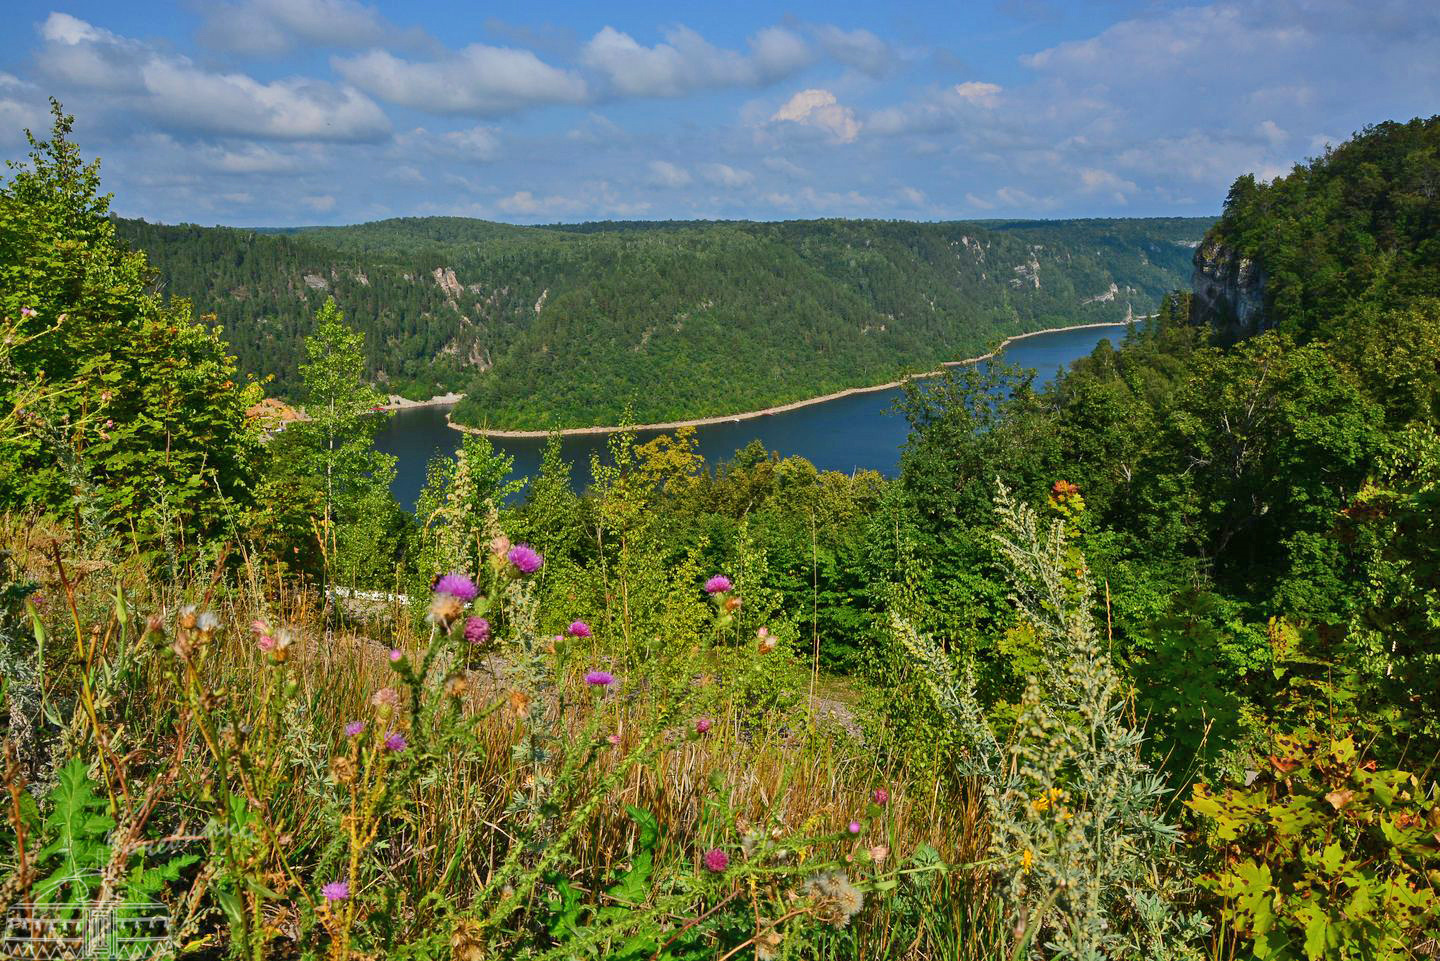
[374,323,1133,509]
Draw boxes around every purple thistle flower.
[389,648,403,662]
[694,717,712,734]
[704,575,733,594]
[384,731,408,752]
[585,670,615,687]
[872,787,889,806]
[703,848,729,873]
[464,616,490,645]
[433,573,478,603]
[344,720,365,737]
[321,880,349,901]
[567,620,592,638]
[848,821,862,835]
[507,544,543,574]
[19,307,36,319]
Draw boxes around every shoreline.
[447,319,1137,439]
[379,391,464,411]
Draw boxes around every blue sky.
[1,0,1435,226]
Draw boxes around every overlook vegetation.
[2,103,1438,961]
[116,209,1208,428]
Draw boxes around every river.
[374,322,1132,509]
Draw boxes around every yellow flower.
[1021,849,1034,873]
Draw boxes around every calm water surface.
[375,323,1132,509]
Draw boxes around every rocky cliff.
[1190,238,1267,341]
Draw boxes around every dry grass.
[2,518,1002,959]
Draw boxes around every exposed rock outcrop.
[1191,239,1266,340]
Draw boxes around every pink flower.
[344,721,365,737]
[257,634,277,652]
[507,544,543,574]
[19,307,36,319]
[607,733,621,745]
[464,617,490,645]
[872,788,889,806]
[695,717,712,734]
[433,573,478,603]
[848,821,862,835]
[703,848,729,873]
[384,731,408,752]
[321,880,349,901]
[704,575,733,594]
[389,648,403,662]
[567,620,592,638]
[250,618,270,634]
[585,670,615,687]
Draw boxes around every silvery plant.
[896,484,1207,960]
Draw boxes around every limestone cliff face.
[1191,239,1267,340]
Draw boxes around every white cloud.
[582,24,811,98]
[566,112,628,146]
[964,186,1054,212]
[442,125,501,160]
[301,194,336,211]
[1255,119,1287,147]
[952,81,1002,108]
[1078,167,1138,204]
[0,97,44,145]
[700,163,754,188]
[196,0,429,56]
[762,156,808,179]
[648,160,692,187]
[495,183,651,220]
[761,186,871,212]
[198,141,313,174]
[812,25,895,77]
[334,45,587,115]
[866,81,1003,136]
[770,89,860,143]
[37,13,390,142]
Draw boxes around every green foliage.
[25,758,197,908]
[114,213,1209,428]
[268,298,407,587]
[1205,116,1440,341]
[0,101,260,549]
[1188,731,1440,960]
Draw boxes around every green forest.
[2,103,1438,961]
[116,211,1209,428]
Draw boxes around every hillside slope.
[116,215,1212,428]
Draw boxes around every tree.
[275,298,401,586]
[0,100,258,552]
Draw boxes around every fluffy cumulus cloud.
[333,45,587,115]
[582,25,812,98]
[770,89,860,143]
[37,13,390,141]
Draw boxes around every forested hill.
[1193,115,1440,341]
[115,215,1212,428]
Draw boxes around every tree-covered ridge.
[1204,114,1440,338]
[115,214,1211,427]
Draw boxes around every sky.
[0,0,1436,227]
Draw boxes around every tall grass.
[1,515,1001,959]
